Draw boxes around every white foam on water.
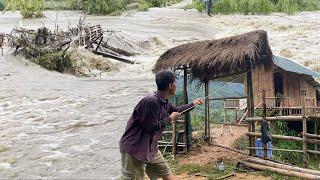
[0,163,12,170]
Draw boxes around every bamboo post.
[262,90,268,159]
[224,108,227,124]
[172,121,177,156]
[235,109,238,123]
[247,66,255,155]
[204,81,210,143]
[183,66,189,152]
[172,96,177,156]
[221,105,227,135]
[301,90,308,168]
[315,121,318,160]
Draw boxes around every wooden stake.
[262,90,268,159]
[183,66,189,152]
[315,121,318,160]
[172,121,176,156]
[301,90,308,168]
[204,81,210,143]
[247,68,255,155]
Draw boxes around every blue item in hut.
[255,138,272,158]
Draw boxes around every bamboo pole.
[245,157,320,176]
[301,90,308,168]
[204,81,210,143]
[248,121,253,155]
[172,121,176,156]
[246,147,303,153]
[211,144,249,156]
[307,133,320,139]
[315,121,318,159]
[247,67,255,156]
[213,122,248,126]
[247,132,303,141]
[208,96,247,101]
[307,150,320,155]
[172,95,177,156]
[235,109,238,123]
[183,66,189,152]
[245,116,303,122]
[262,90,268,159]
[248,147,320,155]
[240,161,320,179]
[247,132,320,144]
[215,173,236,180]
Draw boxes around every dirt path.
[180,126,247,165]
[176,126,271,180]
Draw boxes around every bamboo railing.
[246,90,320,168]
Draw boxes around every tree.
[4,0,44,18]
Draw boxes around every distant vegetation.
[4,0,44,18]
[44,0,182,14]
[0,0,5,11]
[187,0,320,15]
[2,0,182,17]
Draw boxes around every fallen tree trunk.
[240,161,320,179]
[246,157,320,176]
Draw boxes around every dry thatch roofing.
[153,30,273,82]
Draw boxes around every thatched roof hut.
[153,30,273,81]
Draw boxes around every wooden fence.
[246,90,320,168]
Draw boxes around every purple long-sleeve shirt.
[119,92,194,162]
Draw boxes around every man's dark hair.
[156,71,175,91]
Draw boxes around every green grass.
[44,0,75,10]
[43,0,183,14]
[187,0,320,15]
[167,157,238,179]
[138,1,150,11]
[185,0,205,12]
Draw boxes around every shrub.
[186,0,205,12]
[0,0,5,11]
[199,0,320,15]
[138,1,150,11]
[146,0,166,7]
[84,0,126,15]
[4,0,44,18]
[32,52,75,73]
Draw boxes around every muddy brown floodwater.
[0,0,319,179]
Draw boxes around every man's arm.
[169,98,204,114]
[169,103,195,113]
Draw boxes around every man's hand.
[193,98,204,106]
[170,112,181,122]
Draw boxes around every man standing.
[120,71,203,180]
